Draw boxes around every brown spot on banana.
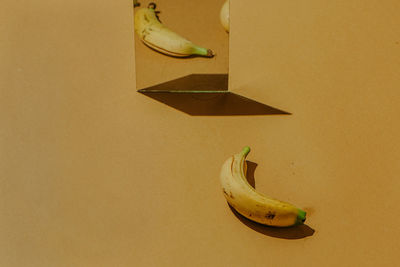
[222,188,235,199]
[141,29,149,37]
[265,211,276,220]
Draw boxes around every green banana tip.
[206,49,215,58]
[296,209,307,225]
[241,146,251,156]
[191,46,214,58]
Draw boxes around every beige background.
[1,0,400,266]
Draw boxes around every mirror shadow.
[227,160,315,239]
[138,73,229,93]
[138,74,291,116]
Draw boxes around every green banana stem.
[192,46,214,57]
[296,209,307,224]
[241,146,251,157]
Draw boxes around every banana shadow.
[245,161,257,188]
[228,160,315,240]
[229,206,315,239]
[138,74,291,116]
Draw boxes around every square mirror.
[133,0,288,116]
[134,0,229,91]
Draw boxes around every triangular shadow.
[139,73,229,93]
[138,74,290,116]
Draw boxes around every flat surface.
[1,0,400,266]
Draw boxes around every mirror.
[134,0,230,91]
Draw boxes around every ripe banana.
[220,0,229,32]
[220,147,307,227]
[134,3,214,57]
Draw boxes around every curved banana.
[220,147,306,227]
[220,0,229,32]
[134,3,214,57]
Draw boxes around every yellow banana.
[220,147,306,227]
[134,3,214,57]
[220,0,230,33]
